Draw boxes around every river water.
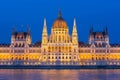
[0,69,119,80]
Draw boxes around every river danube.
[0,69,120,80]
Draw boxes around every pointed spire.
[72,18,77,35]
[72,18,78,45]
[42,18,48,35]
[105,26,108,35]
[74,18,76,26]
[58,9,62,18]
[44,18,46,26]
[90,26,93,34]
[42,18,48,45]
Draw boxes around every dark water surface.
[0,69,120,80]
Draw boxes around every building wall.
[78,47,120,65]
[0,47,42,65]
[0,13,120,66]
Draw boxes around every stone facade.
[0,11,120,66]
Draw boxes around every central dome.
[52,11,68,29]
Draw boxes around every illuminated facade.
[41,12,78,65]
[0,11,120,66]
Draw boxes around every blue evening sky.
[0,0,120,44]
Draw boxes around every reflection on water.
[0,69,120,80]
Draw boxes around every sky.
[0,0,120,44]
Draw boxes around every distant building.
[0,11,120,66]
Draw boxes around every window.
[74,57,76,59]
[48,57,50,59]
[66,57,68,59]
[52,57,54,59]
[44,57,46,59]
[74,49,76,52]
[44,49,46,52]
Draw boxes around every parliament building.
[0,11,120,66]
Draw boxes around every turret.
[26,27,32,44]
[88,26,110,47]
[105,26,108,35]
[72,18,78,63]
[11,27,15,44]
[105,26,109,46]
[42,18,48,46]
[90,26,93,35]
[72,18,78,45]
[89,27,94,45]
[10,27,32,48]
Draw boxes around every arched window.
[19,43,21,47]
[52,57,54,59]
[74,49,76,52]
[22,43,25,47]
[59,36,61,41]
[44,49,46,52]
[66,57,68,59]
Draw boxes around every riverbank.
[0,65,120,69]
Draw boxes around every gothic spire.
[44,18,46,27]
[42,18,48,45]
[72,18,78,45]
[42,18,48,35]
[72,18,77,33]
[105,26,108,35]
[90,26,93,34]
[74,18,76,27]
